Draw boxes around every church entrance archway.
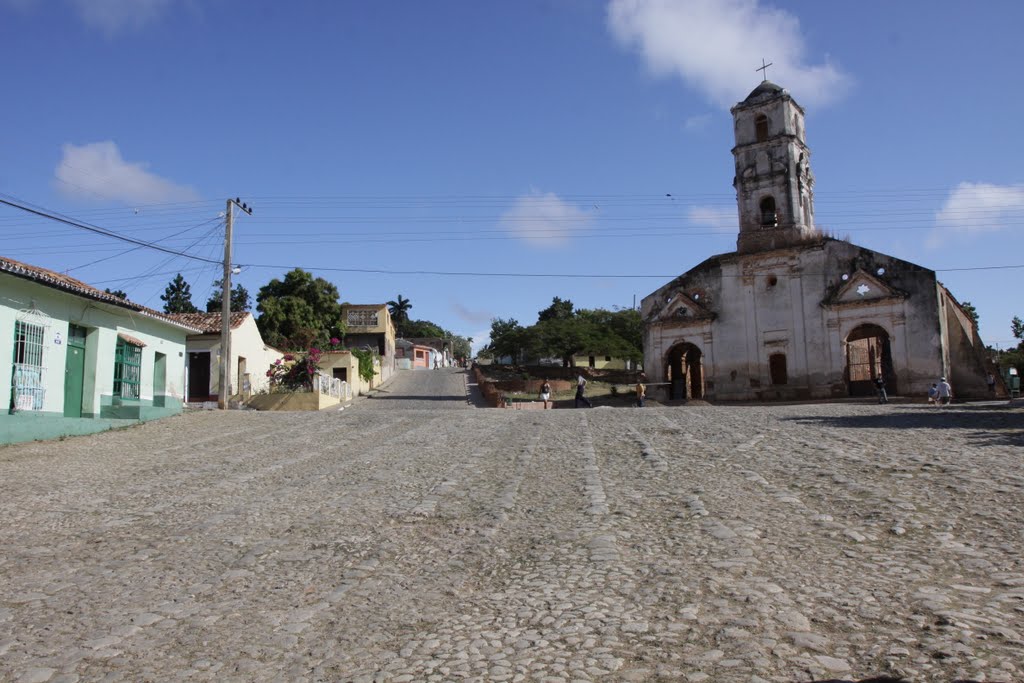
[665,343,704,400]
[845,324,896,397]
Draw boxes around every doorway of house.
[153,352,167,407]
[845,324,895,396]
[665,343,704,400]
[63,324,87,417]
[237,356,248,398]
[188,351,211,401]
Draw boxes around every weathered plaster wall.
[938,286,990,399]
[185,315,282,398]
[643,240,948,401]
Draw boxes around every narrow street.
[0,369,1022,682]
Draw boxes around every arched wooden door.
[665,343,704,400]
[845,324,895,396]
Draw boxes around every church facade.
[642,81,992,402]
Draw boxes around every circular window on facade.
[877,267,886,276]
[767,275,778,287]
[841,273,850,281]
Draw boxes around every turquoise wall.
[2,273,190,445]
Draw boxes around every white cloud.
[499,191,593,248]
[687,205,736,232]
[607,0,850,108]
[683,113,712,132]
[70,0,173,35]
[56,141,199,204]
[930,182,1024,247]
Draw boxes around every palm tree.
[387,294,412,333]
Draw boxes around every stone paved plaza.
[1,369,1023,682]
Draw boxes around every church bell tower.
[731,80,817,253]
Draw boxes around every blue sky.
[1,0,1021,353]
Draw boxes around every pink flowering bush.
[267,346,323,392]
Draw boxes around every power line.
[0,194,222,265]
[66,215,225,272]
[235,261,1024,279]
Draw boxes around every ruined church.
[642,80,992,401]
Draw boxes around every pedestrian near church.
[575,374,592,408]
[986,372,996,396]
[875,374,888,404]
[635,376,646,407]
[927,383,938,406]
[540,379,552,410]
[937,377,953,406]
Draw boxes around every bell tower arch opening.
[759,196,777,228]
[665,342,704,400]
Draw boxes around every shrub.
[267,346,322,392]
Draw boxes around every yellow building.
[571,354,633,370]
[340,303,396,386]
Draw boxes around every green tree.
[104,288,128,299]
[538,296,574,322]
[533,318,585,366]
[575,308,644,363]
[160,273,198,314]
[451,335,472,360]
[961,301,979,326]
[1012,315,1024,343]
[386,294,413,333]
[255,269,343,349]
[486,317,526,362]
[205,279,252,313]
[401,319,446,338]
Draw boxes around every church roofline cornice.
[730,91,806,116]
[731,136,809,155]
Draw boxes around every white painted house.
[166,311,283,402]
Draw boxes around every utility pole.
[219,197,252,410]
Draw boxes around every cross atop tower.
[756,58,773,82]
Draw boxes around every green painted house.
[1,256,201,445]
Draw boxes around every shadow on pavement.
[780,404,1024,448]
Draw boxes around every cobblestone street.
[1,369,1022,682]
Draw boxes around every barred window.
[113,337,142,399]
[12,321,46,411]
[347,309,378,327]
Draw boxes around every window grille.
[11,307,50,412]
[347,309,378,327]
[113,337,143,399]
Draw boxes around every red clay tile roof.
[117,332,147,347]
[0,255,203,332]
[165,311,250,334]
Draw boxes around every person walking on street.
[575,374,592,408]
[937,377,953,406]
[875,374,888,404]
[986,372,996,397]
[635,376,646,408]
[540,379,552,410]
